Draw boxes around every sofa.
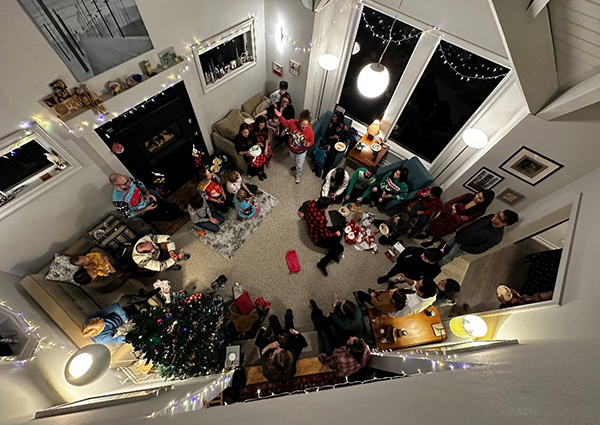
[211,93,273,173]
[19,238,160,367]
[375,156,434,212]
[307,110,355,168]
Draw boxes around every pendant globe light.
[357,0,403,98]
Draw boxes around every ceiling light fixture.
[462,128,489,149]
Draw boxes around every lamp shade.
[450,315,488,338]
[462,128,488,149]
[367,120,381,137]
[64,344,111,386]
[318,53,340,71]
[357,63,389,98]
[352,42,361,55]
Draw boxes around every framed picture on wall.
[463,167,504,193]
[290,60,300,77]
[272,61,283,76]
[497,188,526,206]
[500,146,563,186]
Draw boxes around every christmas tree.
[126,293,231,379]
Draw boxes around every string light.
[438,42,508,81]
[361,11,422,45]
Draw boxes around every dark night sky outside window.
[339,7,420,125]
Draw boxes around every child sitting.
[266,113,280,135]
[233,189,261,221]
[313,139,328,178]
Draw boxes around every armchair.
[308,111,354,168]
[375,156,433,212]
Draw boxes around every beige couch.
[19,238,160,367]
[211,92,273,172]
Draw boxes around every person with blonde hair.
[81,290,159,344]
[233,189,260,220]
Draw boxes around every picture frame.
[290,60,300,77]
[272,61,283,76]
[157,47,177,68]
[463,167,504,193]
[497,188,526,206]
[500,146,563,186]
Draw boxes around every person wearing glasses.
[439,209,519,267]
[110,173,184,222]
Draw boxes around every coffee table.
[347,134,389,168]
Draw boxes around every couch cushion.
[214,109,246,141]
[36,276,100,325]
[242,93,268,115]
[252,99,271,116]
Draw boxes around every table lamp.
[367,120,381,141]
[449,315,488,338]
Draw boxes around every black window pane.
[0,141,52,191]
[389,40,509,162]
[339,7,420,125]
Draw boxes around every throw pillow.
[252,99,271,117]
[242,92,266,115]
[45,253,80,284]
[215,109,245,141]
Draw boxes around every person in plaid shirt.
[318,338,371,378]
[298,197,344,276]
[234,123,267,180]
[407,186,443,238]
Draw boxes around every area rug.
[189,190,279,259]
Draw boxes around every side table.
[347,134,389,168]
[87,214,138,255]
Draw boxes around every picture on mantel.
[17,0,154,82]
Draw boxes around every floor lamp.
[316,53,340,120]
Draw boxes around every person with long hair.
[369,167,409,208]
[187,193,225,233]
[433,278,461,308]
[234,122,267,180]
[329,294,364,339]
[421,190,495,248]
[322,111,348,174]
[225,170,258,200]
[197,168,230,213]
[258,92,295,145]
[275,108,314,184]
[250,115,274,167]
[321,167,350,203]
[233,189,260,221]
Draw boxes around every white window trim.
[0,124,82,221]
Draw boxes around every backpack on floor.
[286,250,301,274]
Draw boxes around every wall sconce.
[276,25,284,50]
[450,315,488,338]
[462,128,488,149]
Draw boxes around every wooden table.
[367,307,447,351]
[347,134,389,168]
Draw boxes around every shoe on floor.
[377,276,388,284]
[258,173,265,181]
[182,253,191,260]
[420,240,435,247]
[317,262,328,277]
[295,177,301,184]
[290,166,296,171]
[309,299,318,310]
[333,256,340,263]
[170,264,182,270]
[260,171,268,180]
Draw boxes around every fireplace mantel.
[61,59,190,136]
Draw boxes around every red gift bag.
[286,250,301,274]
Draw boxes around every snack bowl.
[379,223,389,236]
[210,165,221,173]
[339,206,350,217]
[213,158,223,165]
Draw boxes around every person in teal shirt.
[343,166,377,205]
[329,295,364,340]
[369,167,409,207]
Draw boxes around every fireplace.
[96,82,206,193]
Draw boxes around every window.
[338,6,420,125]
[389,41,508,162]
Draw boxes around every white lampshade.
[64,344,111,386]
[352,42,361,55]
[357,63,389,98]
[318,53,340,71]
[462,128,488,149]
[450,315,488,338]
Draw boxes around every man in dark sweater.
[439,210,519,267]
[377,246,443,287]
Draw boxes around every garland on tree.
[126,293,231,379]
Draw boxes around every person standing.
[275,108,314,184]
[313,140,328,178]
[110,173,185,222]
[269,80,288,105]
[439,210,519,267]
[321,167,350,203]
[298,197,343,276]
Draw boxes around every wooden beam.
[537,72,600,120]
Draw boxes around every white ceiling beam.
[489,0,559,114]
[537,72,600,120]
[527,0,551,19]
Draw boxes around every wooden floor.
[245,357,332,385]
[447,238,549,317]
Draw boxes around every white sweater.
[321,169,350,197]
[132,234,176,271]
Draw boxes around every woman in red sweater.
[274,108,314,184]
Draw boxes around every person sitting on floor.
[343,166,378,205]
[81,289,160,345]
[233,189,261,221]
[197,168,230,213]
[368,167,409,208]
[188,193,225,233]
[377,246,443,286]
[321,167,350,203]
[372,213,412,246]
[439,209,519,267]
[407,186,443,238]
[298,197,344,277]
[225,170,259,202]
[255,309,307,383]
[110,173,185,222]
[433,278,461,308]
[132,234,190,271]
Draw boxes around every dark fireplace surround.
[96,82,207,192]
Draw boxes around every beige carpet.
[158,143,468,332]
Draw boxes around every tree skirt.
[189,190,279,259]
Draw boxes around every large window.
[338,6,420,125]
[389,41,508,162]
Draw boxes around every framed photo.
[272,61,283,76]
[500,146,563,186]
[157,47,177,67]
[290,60,300,77]
[497,188,526,206]
[463,167,504,193]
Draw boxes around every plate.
[334,142,346,152]
[210,165,221,173]
[371,143,382,152]
[497,285,512,301]
[379,223,389,235]
[339,206,350,217]
[344,225,353,234]
[213,158,223,165]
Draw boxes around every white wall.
[264,0,315,110]
[0,0,268,275]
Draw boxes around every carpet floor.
[159,143,468,333]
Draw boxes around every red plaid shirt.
[250,153,266,167]
[417,187,442,215]
[303,200,335,244]
[321,343,371,377]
